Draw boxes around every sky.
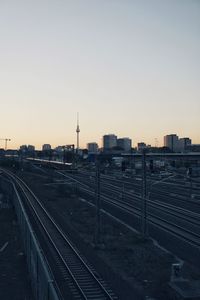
[0,0,199,150]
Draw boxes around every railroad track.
[56,171,200,222]
[80,185,200,248]
[56,171,200,248]
[78,170,200,198]
[1,169,117,300]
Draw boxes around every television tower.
[76,113,80,152]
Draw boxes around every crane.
[0,138,11,150]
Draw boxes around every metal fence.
[0,177,62,300]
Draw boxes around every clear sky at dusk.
[0,0,199,149]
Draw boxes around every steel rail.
[57,172,200,247]
[59,172,200,226]
[77,185,200,248]
[2,169,116,300]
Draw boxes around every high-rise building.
[164,134,179,152]
[42,144,51,151]
[103,134,117,150]
[164,134,192,152]
[87,142,98,154]
[117,138,132,152]
[178,138,192,152]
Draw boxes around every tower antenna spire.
[76,112,80,152]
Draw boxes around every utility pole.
[72,144,75,169]
[187,167,193,199]
[190,177,193,199]
[141,149,147,238]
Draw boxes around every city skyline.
[0,1,199,149]
[1,127,199,150]
[2,131,196,151]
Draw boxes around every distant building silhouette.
[20,145,28,152]
[164,134,179,152]
[87,142,98,154]
[164,134,192,152]
[103,134,117,150]
[178,138,192,152]
[27,145,35,152]
[137,142,147,152]
[186,144,200,152]
[42,144,51,151]
[117,138,132,152]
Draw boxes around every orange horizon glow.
[0,1,199,150]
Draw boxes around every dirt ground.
[17,170,200,299]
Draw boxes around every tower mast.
[76,113,80,153]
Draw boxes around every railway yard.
[0,163,200,299]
